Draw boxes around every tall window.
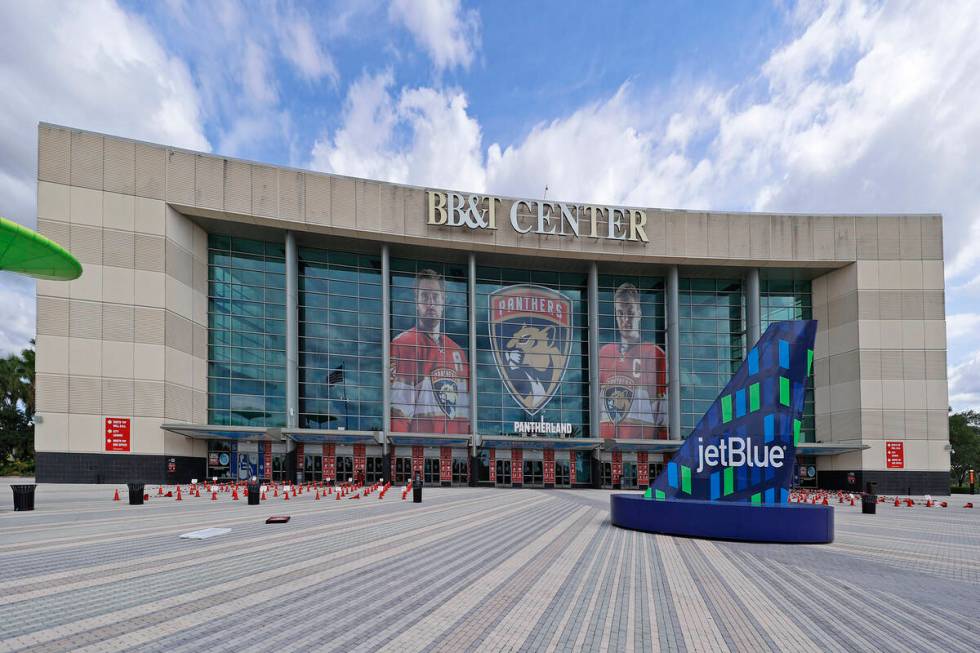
[679,278,744,437]
[597,275,667,439]
[208,236,286,427]
[761,276,815,443]
[390,259,470,434]
[475,266,589,437]
[298,248,383,431]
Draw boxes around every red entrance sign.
[105,417,131,452]
[885,441,904,469]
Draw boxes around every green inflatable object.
[0,216,81,280]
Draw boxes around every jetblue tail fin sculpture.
[651,320,816,504]
[612,321,831,543]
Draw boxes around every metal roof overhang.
[387,433,472,447]
[282,429,382,445]
[479,436,602,451]
[161,424,279,441]
[602,439,682,453]
[796,442,869,456]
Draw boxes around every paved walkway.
[1,480,977,652]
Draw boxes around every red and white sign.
[885,441,904,469]
[105,417,131,452]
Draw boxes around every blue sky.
[1,0,980,408]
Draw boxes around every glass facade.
[390,258,470,433]
[298,248,383,431]
[761,277,815,442]
[206,239,815,445]
[597,275,667,439]
[208,236,286,427]
[678,278,744,437]
[475,266,590,437]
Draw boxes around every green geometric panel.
[723,467,734,496]
[749,383,760,412]
[751,493,761,505]
[793,418,801,446]
[681,465,692,494]
[779,376,790,406]
[721,395,732,423]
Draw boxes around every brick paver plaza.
[1,480,977,652]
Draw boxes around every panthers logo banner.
[488,285,572,415]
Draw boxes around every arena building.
[32,124,951,494]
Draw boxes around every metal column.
[667,266,681,440]
[285,231,298,429]
[745,268,761,351]
[588,262,600,440]
[381,245,391,437]
[468,253,478,451]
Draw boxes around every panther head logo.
[603,378,635,424]
[489,285,572,415]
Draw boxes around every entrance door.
[452,458,468,485]
[523,460,543,487]
[622,462,637,489]
[495,460,512,486]
[365,456,384,483]
[335,456,354,483]
[423,458,440,484]
[395,457,412,484]
[601,462,612,488]
[648,463,664,484]
[555,459,570,487]
[272,454,287,482]
[304,454,323,482]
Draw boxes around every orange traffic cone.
[965,502,974,509]
[315,489,320,500]
[284,490,290,501]
[176,486,182,501]
[849,496,855,506]
[113,488,120,501]
[195,487,201,498]
[157,486,163,496]
[822,497,828,506]
[940,501,948,508]
[211,490,218,501]
[232,487,239,501]
[335,492,341,501]
[894,498,900,507]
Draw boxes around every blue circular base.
[610,494,834,544]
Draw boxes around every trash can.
[413,474,423,503]
[127,483,145,505]
[862,481,877,515]
[248,481,261,505]
[11,484,36,511]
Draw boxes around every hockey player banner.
[488,284,572,415]
[390,263,471,434]
[598,279,668,439]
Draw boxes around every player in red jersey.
[599,283,668,439]
[390,269,470,434]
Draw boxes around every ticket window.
[336,456,354,483]
[394,457,413,484]
[303,454,323,482]
[495,460,512,486]
[523,460,543,487]
[601,462,613,488]
[621,462,638,489]
[555,459,571,487]
[451,458,468,485]
[365,456,384,483]
[423,458,440,484]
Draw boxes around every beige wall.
[35,127,206,459]
[34,123,949,473]
[812,216,949,474]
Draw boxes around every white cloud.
[0,0,210,355]
[277,13,339,84]
[309,70,485,191]
[389,0,480,72]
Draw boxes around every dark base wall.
[819,470,950,496]
[36,451,206,484]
